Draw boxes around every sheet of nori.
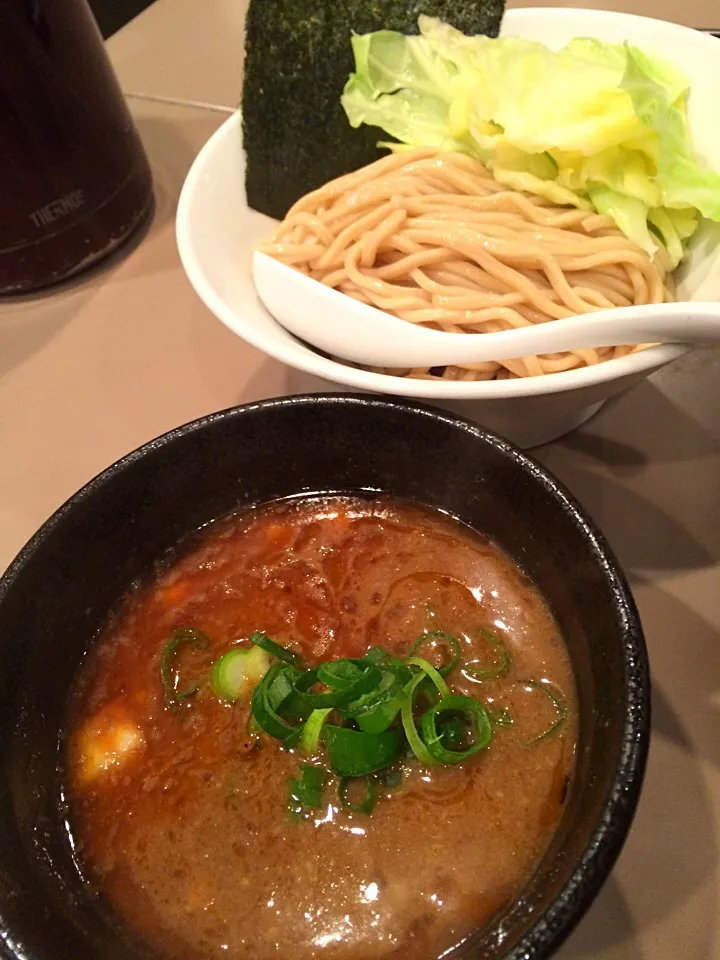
[243,0,505,219]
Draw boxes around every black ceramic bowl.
[0,395,649,960]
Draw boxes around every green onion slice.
[317,659,364,690]
[160,628,209,710]
[400,657,452,765]
[345,663,411,712]
[338,775,378,814]
[436,710,472,748]
[406,656,451,698]
[300,707,333,755]
[211,645,270,701]
[344,664,411,733]
[252,663,305,746]
[401,671,437,766]
[521,680,568,744]
[325,725,403,777]
[289,764,327,813]
[235,626,565,817]
[249,631,305,669]
[354,691,404,735]
[488,706,514,727]
[408,630,461,677]
[420,695,493,764]
[282,667,318,720]
[264,663,302,712]
[363,646,389,663]
[462,629,511,680]
[304,659,382,708]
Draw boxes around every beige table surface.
[3,1,720,958]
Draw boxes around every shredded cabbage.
[341,16,720,267]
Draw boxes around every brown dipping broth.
[66,497,577,960]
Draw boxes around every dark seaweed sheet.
[242,0,505,219]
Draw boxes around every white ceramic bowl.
[176,8,720,447]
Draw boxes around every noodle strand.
[259,148,672,380]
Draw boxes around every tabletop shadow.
[0,193,156,378]
[543,459,716,574]
[637,580,720,770]
[557,607,718,958]
[0,284,98,377]
[555,381,718,471]
[555,878,645,960]
[605,680,719,959]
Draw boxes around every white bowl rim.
[176,7,698,401]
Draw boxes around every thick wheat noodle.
[319,178,442,226]
[628,265,651,304]
[401,231,596,318]
[409,160,498,196]
[581,270,636,301]
[287,148,438,214]
[516,305,559,325]
[430,263,529,295]
[416,284,527,309]
[361,208,408,268]
[401,306,542,329]
[411,212,635,247]
[409,192,606,229]
[370,249,458,281]
[259,147,673,380]
[316,183,431,228]
[569,287,622,310]
[404,226,658,294]
[575,283,632,308]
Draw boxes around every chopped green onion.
[345,664,410,733]
[338,775,378,814]
[354,691,404,734]
[211,646,270,701]
[406,656,451,698]
[408,630,461,677]
[363,646,389,663]
[249,630,305,668]
[462,629,511,680]
[266,664,300,711]
[421,695,492,764]
[521,680,568,744]
[488,706,514,727]
[305,659,382,708]
[344,663,409,713]
[237,626,565,819]
[251,663,305,746]
[282,667,319,720]
[317,659,363,690]
[436,710,472,748]
[160,628,209,711]
[289,764,327,813]
[401,671,436,766]
[300,707,333,754]
[400,656,456,765]
[325,725,403,777]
